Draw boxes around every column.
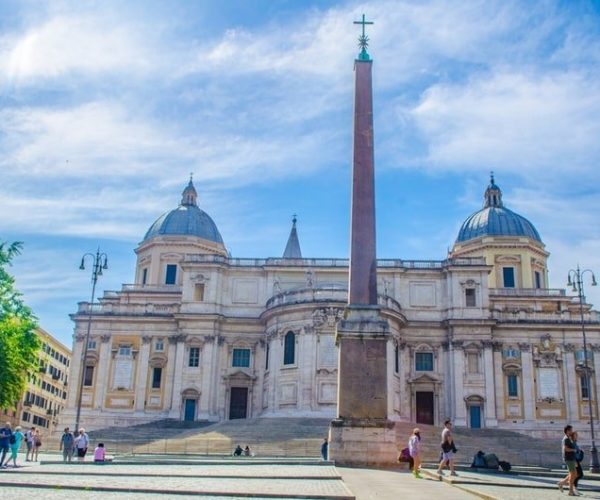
[519,343,535,422]
[492,343,505,421]
[94,335,112,409]
[564,348,577,422]
[162,337,178,412]
[66,335,85,409]
[134,336,151,411]
[482,341,498,426]
[452,341,467,426]
[169,335,187,418]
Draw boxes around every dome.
[143,179,224,244]
[456,175,542,244]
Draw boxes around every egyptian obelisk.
[328,15,395,466]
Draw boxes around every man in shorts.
[437,419,458,477]
[0,422,12,468]
[24,426,35,462]
[558,425,577,496]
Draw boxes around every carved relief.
[190,272,210,284]
[532,335,562,367]
[312,307,344,328]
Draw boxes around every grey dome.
[456,175,542,244]
[143,180,224,244]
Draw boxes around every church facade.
[60,176,600,438]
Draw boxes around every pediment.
[408,372,441,384]
[223,369,257,381]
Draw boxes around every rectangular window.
[165,264,177,285]
[465,288,476,307]
[189,347,200,367]
[118,346,132,356]
[575,350,594,365]
[415,352,433,371]
[22,411,30,422]
[232,348,251,368]
[155,340,164,352]
[581,375,590,400]
[142,268,148,285]
[83,366,94,386]
[395,345,399,373]
[152,367,162,389]
[534,271,541,289]
[467,353,479,374]
[507,374,518,397]
[194,283,205,301]
[503,267,515,288]
[87,340,97,350]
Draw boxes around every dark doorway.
[183,398,196,421]
[229,387,248,419]
[416,391,434,425]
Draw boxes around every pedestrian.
[74,428,89,461]
[408,428,422,478]
[4,426,24,468]
[558,424,578,496]
[436,419,458,477]
[94,443,106,463]
[321,438,328,461]
[24,426,35,462]
[0,422,13,469]
[59,427,75,463]
[572,431,584,496]
[32,428,42,462]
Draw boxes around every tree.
[0,241,40,409]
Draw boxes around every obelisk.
[328,15,395,466]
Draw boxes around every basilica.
[60,174,600,438]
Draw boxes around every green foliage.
[0,241,40,409]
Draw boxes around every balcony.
[121,284,182,293]
[489,288,566,297]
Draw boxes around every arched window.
[284,331,295,365]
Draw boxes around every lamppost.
[74,249,108,434]
[567,265,599,473]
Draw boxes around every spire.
[484,171,503,208]
[348,15,377,306]
[181,173,198,207]
[283,215,302,259]
[353,14,374,61]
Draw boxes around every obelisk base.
[329,306,397,465]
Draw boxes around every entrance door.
[229,387,248,420]
[469,405,481,428]
[184,399,196,421]
[416,391,434,425]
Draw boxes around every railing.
[183,254,486,269]
[265,286,402,313]
[77,302,180,316]
[490,288,566,297]
[121,284,182,293]
[491,309,600,323]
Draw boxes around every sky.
[2,0,600,348]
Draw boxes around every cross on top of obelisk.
[353,14,374,61]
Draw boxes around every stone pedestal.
[329,306,397,465]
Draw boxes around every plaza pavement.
[5,452,600,499]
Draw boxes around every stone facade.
[57,185,600,440]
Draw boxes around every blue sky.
[2,0,600,347]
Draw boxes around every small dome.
[456,175,542,244]
[143,179,224,244]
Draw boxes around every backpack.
[9,434,16,445]
[576,449,584,463]
[483,453,500,469]
[471,451,486,468]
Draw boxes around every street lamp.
[567,265,599,473]
[74,248,108,434]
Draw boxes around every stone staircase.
[49,418,564,466]
[394,421,562,467]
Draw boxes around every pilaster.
[520,344,535,422]
[482,341,498,426]
[95,335,112,409]
[134,336,151,411]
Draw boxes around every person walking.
[572,430,584,496]
[32,428,42,462]
[408,428,422,478]
[0,422,13,469]
[74,428,90,461]
[436,419,458,477]
[59,427,75,463]
[558,424,578,496]
[321,438,328,461]
[4,426,24,468]
[24,426,35,462]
